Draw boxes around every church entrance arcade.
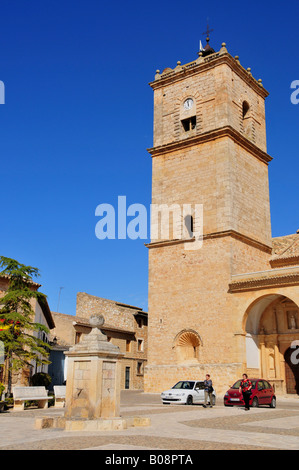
[244,295,299,394]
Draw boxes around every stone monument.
[35,313,151,431]
[63,313,126,431]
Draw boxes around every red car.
[224,379,276,408]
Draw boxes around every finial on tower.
[200,20,215,57]
[202,19,214,42]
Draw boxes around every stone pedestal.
[64,314,124,423]
[34,314,151,432]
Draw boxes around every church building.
[144,38,299,395]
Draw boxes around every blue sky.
[0,0,298,316]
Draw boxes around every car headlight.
[224,392,229,397]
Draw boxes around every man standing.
[203,374,213,408]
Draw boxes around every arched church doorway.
[284,345,299,394]
[244,295,299,394]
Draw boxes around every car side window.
[195,382,203,390]
[263,380,271,389]
[257,381,264,391]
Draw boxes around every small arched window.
[242,101,250,119]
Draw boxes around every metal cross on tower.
[202,21,214,40]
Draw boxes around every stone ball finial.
[89,314,105,329]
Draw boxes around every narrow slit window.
[242,101,250,119]
[184,214,194,237]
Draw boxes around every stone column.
[274,342,281,379]
[64,314,124,428]
[260,338,267,378]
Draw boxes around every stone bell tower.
[144,39,273,393]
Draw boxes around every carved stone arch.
[173,329,202,364]
[193,91,203,136]
[174,92,202,140]
[238,95,255,143]
[238,94,253,117]
[243,294,299,394]
[242,294,299,335]
[243,294,282,335]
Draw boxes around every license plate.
[230,398,240,401]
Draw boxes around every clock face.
[184,98,194,110]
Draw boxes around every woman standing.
[239,374,252,411]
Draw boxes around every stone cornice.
[147,125,272,165]
[145,230,272,253]
[229,269,299,293]
[145,237,195,249]
[270,256,299,268]
[150,51,269,100]
[206,230,272,253]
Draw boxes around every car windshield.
[172,381,195,390]
[231,380,256,389]
[231,380,242,389]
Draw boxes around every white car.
[161,380,216,406]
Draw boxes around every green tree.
[0,256,51,396]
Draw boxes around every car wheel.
[270,397,276,408]
[186,395,193,405]
[252,397,259,408]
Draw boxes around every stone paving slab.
[0,394,299,450]
[114,406,299,450]
[241,414,299,430]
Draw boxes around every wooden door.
[284,347,299,394]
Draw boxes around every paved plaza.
[0,391,299,450]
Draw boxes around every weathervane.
[202,19,214,41]
[199,19,214,53]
